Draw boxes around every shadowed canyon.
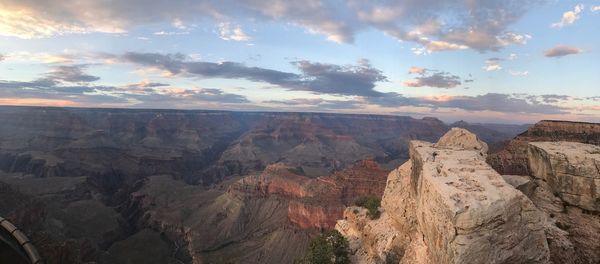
[0,106,599,264]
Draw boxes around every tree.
[296,230,350,264]
[354,195,381,219]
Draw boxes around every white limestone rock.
[528,141,600,212]
[337,128,551,264]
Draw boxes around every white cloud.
[592,6,600,12]
[483,58,502,71]
[551,4,584,28]
[3,51,75,64]
[217,23,251,41]
[0,0,540,52]
[172,18,186,29]
[509,70,529,76]
[153,31,189,36]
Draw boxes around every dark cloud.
[1,0,540,51]
[0,79,127,104]
[46,65,100,83]
[544,45,583,58]
[125,88,250,105]
[0,77,251,106]
[422,93,566,114]
[0,63,250,106]
[586,96,600,101]
[291,59,387,97]
[538,94,571,104]
[122,52,387,97]
[124,81,171,92]
[362,92,566,115]
[403,68,463,88]
[263,98,363,110]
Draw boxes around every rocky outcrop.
[528,142,600,212]
[337,128,550,264]
[488,120,600,175]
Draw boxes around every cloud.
[129,88,250,104]
[153,31,190,36]
[552,4,584,28]
[263,98,363,110]
[407,67,426,75]
[0,78,126,105]
[420,93,567,114]
[355,0,538,52]
[126,81,170,89]
[509,70,529,76]
[46,65,100,83]
[2,51,75,64]
[0,62,250,107]
[592,6,600,12]
[121,52,388,97]
[217,22,251,41]
[172,18,186,30]
[538,94,570,104]
[361,92,568,115]
[483,58,502,71]
[544,45,583,57]
[403,68,463,88]
[0,54,4,61]
[0,0,539,52]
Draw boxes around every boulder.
[435,127,488,154]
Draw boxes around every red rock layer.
[230,160,389,230]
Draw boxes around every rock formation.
[337,128,550,264]
[528,142,600,212]
[526,141,600,263]
[488,120,600,175]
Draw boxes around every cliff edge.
[336,128,550,264]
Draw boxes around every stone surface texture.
[337,128,550,264]
[528,142,600,212]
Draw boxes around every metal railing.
[0,216,43,264]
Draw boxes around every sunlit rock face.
[528,142,600,212]
[337,128,550,264]
[488,120,600,176]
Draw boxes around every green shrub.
[354,195,381,219]
[295,230,350,264]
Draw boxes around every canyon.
[2,105,598,263]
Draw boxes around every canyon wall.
[488,120,600,175]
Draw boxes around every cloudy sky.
[0,0,599,123]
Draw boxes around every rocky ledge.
[528,142,600,212]
[336,128,550,264]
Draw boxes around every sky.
[0,0,599,124]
